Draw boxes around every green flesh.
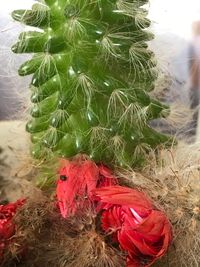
[12,0,172,168]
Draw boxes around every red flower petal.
[94,186,153,212]
[0,199,25,260]
[57,160,99,217]
[57,160,118,218]
[101,206,122,232]
[97,164,118,187]
[93,186,172,266]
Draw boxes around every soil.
[0,121,33,203]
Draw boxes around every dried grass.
[3,192,125,267]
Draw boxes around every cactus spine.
[12,0,171,168]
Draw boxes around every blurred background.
[0,0,34,120]
[0,0,200,139]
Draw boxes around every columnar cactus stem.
[12,0,171,168]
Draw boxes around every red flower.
[57,160,117,218]
[93,186,172,267]
[97,164,118,187]
[0,199,25,260]
[56,160,172,266]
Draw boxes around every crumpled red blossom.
[57,160,117,218]
[0,199,25,260]
[93,186,172,267]
[56,160,172,266]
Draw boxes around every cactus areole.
[12,0,171,168]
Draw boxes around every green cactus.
[12,0,171,168]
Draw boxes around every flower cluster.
[0,199,25,260]
[57,160,172,267]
